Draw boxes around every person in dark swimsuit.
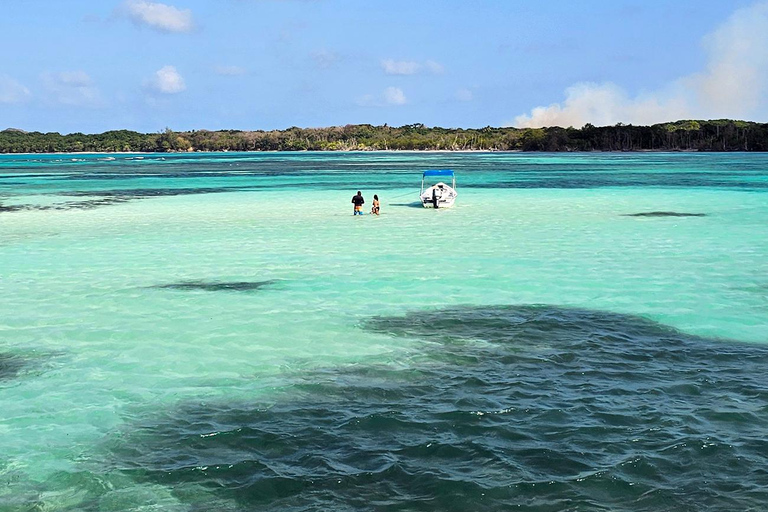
[351,191,365,215]
[371,194,380,215]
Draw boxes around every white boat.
[420,169,457,208]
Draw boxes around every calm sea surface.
[1,152,767,511]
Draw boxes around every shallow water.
[1,152,767,511]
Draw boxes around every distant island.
[2,119,767,153]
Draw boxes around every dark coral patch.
[624,211,706,217]
[0,353,27,381]
[150,280,278,292]
[0,187,246,214]
[106,305,768,511]
[0,352,48,382]
[67,187,242,197]
[0,203,23,212]
[0,197,131,213]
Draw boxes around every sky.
[1,0,767,133]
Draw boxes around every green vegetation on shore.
[2,119,767,153]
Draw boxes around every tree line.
[2,120,767,153]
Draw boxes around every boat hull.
[420,182,457,208]
[421,197,456,208]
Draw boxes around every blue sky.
[1,0,766,133]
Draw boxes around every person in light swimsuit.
[371,194,380,215]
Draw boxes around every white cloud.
[425,60,445,74]
[689,1,768,117]
[513,1,768,127]
[381,59,444,76]
[356,86,407,107]
[514,82,690,128]
[312,49,340,69]
[54,71,93,87]
[117,0,194,33]
[0,75,31,104]
[41,71,104,107]
[382,59,420,75]
[383,86,407,105]
[214,65,246,76]
[145,65,186,94]
[455,88,473,102]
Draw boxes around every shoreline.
[1,149,509,156]
[1,148,756,156]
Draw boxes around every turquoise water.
[1,152,767,511]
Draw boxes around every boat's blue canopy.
[422,169,454,177]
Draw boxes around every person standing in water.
[371,194,380,215]
[351,190,365,215]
